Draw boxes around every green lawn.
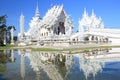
[0,45,120,52]
[0,45,17,50]
[31,45,120,52]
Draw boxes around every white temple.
[18,4,110,46]
[18,5,73,44]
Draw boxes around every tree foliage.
[0,15,16,45]
[0,15,7,45]
[0,15,7,24]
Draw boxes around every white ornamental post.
[11,27,14,45]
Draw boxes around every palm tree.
[0,15,16,45]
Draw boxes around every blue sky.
[0,0,120,35]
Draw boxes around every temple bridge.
[85,29,120,39]
[70,28,120,40]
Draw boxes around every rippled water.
[0,48,120,80]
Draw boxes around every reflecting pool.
[0,48,120,80]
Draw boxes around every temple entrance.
[57,22,65,35]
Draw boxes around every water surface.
[0,48,120,80]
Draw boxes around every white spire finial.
[61,4,64,8]
[91,9,95,17]
[35,2,40,17]
[83,8,88,17]
[84,8,87,14]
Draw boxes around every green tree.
[0,15,7,45]
[0,15,16,45]
[0,15,7,24]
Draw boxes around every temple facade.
[18,5,73,44]
[18,4,108,46]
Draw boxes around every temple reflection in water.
[16,48,120,80]
[18,49,74,80]
[0,48,120,80]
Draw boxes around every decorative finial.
[61,4,64,8]
[21,11,23,17]
[35,1,40,17]
[91,9,95,17]
[83,8,88,17]
[84,8,87,15]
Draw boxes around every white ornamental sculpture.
[79,8,104,32]
[11,27,14,45]
[18,13,25,41]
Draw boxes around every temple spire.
[91,9,96,17]
[84,8,87,14]
[20,12,24,35]
[35,2,40,17]
[83,8,88,17]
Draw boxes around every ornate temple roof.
[41,5,71,28]
[25,4,73,40]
